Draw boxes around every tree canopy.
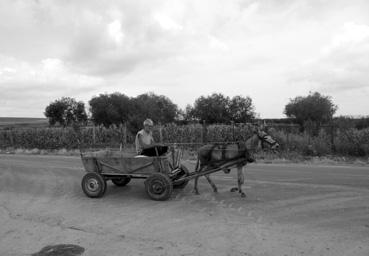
[284,92,337,128]
[229,95,255,123]
[44,97,87,126]
[130,93,178,129]
[188,93,256,124]
[89,92,178,129]
[89,93,131,127]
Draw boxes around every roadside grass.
[1,146,368,167]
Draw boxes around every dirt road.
[1,154,369,256]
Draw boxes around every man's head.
[143,119,154,132]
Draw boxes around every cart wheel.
[81,173,107,198]
[145,173,173,201]
[173,164,190,189]
[111,177,131,187]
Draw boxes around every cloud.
[107,20,125,44]
[0,56,103,116]
[1,0,369,117]
[154,13,183,31]
[289,22,369,92]
[1,0,310,77]
[0,57,102,90]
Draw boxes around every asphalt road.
[0,154,369,256]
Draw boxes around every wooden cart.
[80,148,189,201]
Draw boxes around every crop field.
[0,123,368,157]
[0,117,48,129]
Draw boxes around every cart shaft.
[175,158,248,182]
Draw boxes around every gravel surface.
[0,154,369,256]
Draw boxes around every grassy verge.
[1,147,368,167]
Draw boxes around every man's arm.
[150,135,155,145]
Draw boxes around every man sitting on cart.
[135,119,168,156]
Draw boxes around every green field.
[0,117,48,129]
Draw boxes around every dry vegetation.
[0,124,368,158]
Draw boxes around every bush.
[335,128,369,156]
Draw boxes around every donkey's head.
[251,124,280,152]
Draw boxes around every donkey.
[193,125,279,197]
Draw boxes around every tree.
[284,92,337,131]
[228,95,256,123]
[89,93,131,127]
[130,92,178,130]
[191,93,256,124]
[182,104,195,122]
[89,92,178,130]
[44,97,88,126]
[191,93,231,124]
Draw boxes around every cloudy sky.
[1,0,369,118]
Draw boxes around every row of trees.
[44,92,257,129]
[44,91,340,133]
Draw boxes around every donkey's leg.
[237,166,246,197]
[205,174,218,193]
[193,166,204,195]
[230,166,238,192]
[193,176,200,195]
